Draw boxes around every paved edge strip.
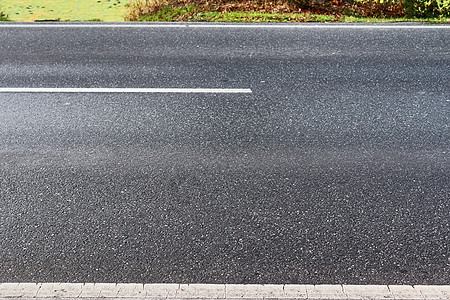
[0,284,449,299]
[0,23,449,29]
[0,88,252,94]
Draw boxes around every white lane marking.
[1,283,449,299]
[0,88,252,94]
[0,23,448,29]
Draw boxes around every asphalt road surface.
[0,23,449,284]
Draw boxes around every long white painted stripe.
[0,23,448,29]
[0,88,252,94]
[0,283,449,299]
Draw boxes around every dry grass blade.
[127,0,172,20]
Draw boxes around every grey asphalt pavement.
[0,24,449,284]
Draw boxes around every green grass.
[191,11,336,22]
[135,6,339,22]
[136,5,450,22]
[0,0,128,21]
[342,15,448,22]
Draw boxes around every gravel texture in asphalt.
[0,24,449,284]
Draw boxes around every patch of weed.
[0,7,9,20]
[137,4,195,21]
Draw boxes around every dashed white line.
[0,88,252,94]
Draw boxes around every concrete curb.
[0,284,449,299]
